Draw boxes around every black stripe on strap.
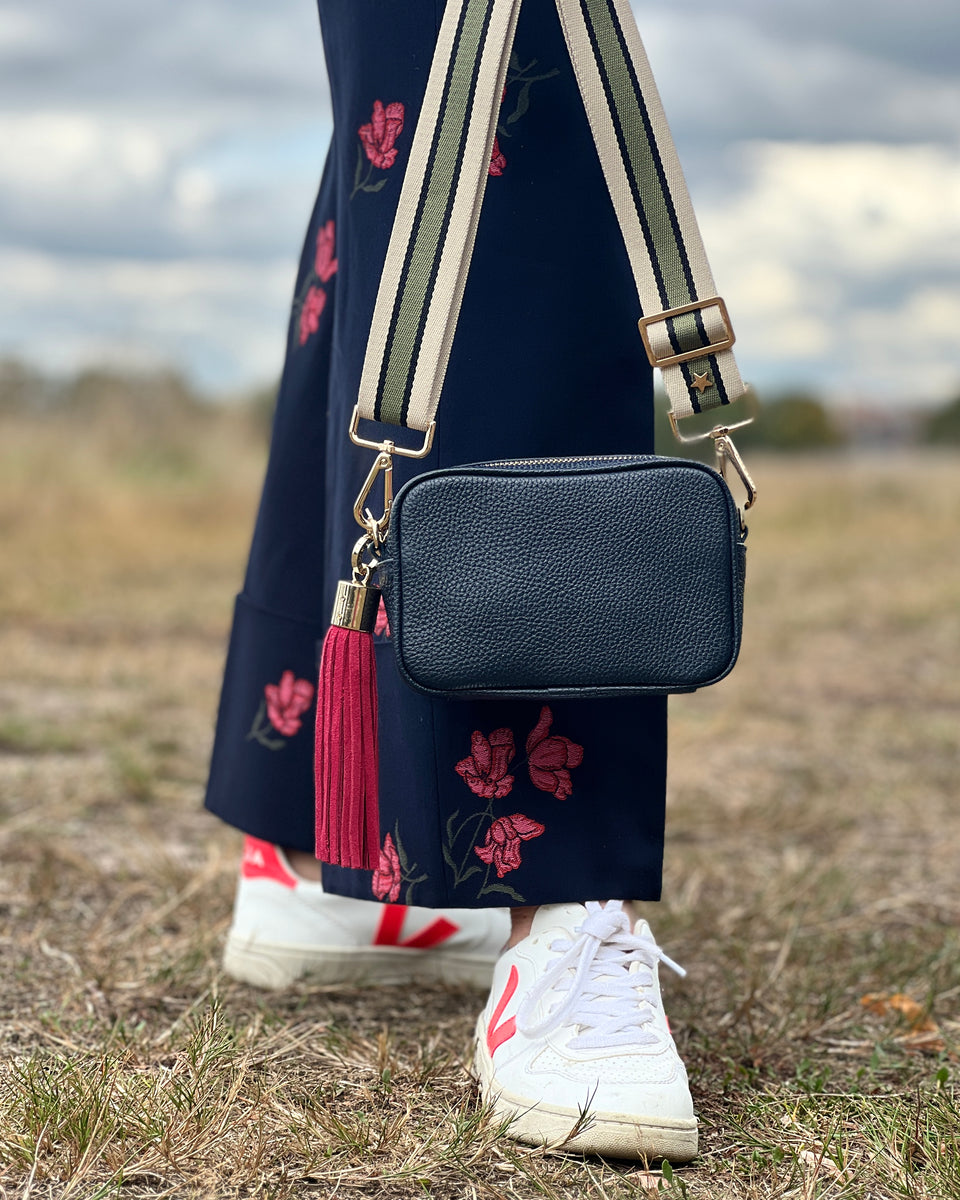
[374,0,495,426]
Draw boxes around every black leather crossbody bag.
[314,0,758,868]
[381,454,746,698]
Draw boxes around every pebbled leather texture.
[380,455,746,698]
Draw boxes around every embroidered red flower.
[372,832,402,901]
[264,670,315,737]
[298,286,327,346]
[314,219,338,282]
[359,100,405,170]
[474,814,545,878]
[456,727,515,799]
[488,135,506,176]
[374,598,390,637]
[525,706,584,799]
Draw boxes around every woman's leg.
[204,0,690,1159]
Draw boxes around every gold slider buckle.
[638,296,735,369]
[669,412,758,513]
[348,405,436,459]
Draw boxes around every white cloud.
[704,142,960,276]
[0,112,165,194]
[699,142,960,401]
[0,0,956,404]
[0,9,56,53]
[641,0,960,80]
[0,248,298,389]
[846,288,960,402]
[634,5,960,176]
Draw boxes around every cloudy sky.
[1,0,958,405]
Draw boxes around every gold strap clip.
[668,411,758,515]
[353,451,394,548]
[714,430,757,513]
[349,404,438,549]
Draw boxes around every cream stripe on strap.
[356,0,747,436]
[357,0,522,433]
[557,0,745,418]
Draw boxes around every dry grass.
[0,410,958,1198]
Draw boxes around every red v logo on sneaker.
[373,905,408,945]
[373,906,459,949]
[401,918,459,949]
[240,838,297,889]
[486,964,519,1056]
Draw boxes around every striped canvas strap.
[356,0,747,437]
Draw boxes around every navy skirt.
[204,0,667,909]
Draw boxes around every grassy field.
[0,409,958,1199]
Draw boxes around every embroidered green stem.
[497,53,560,140]
[245,700,286,751]
[394,824,427,905]
[475,860,525,903]
[350,144,389,200]
[443,803,494,889]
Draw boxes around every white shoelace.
[514,902,686,1050]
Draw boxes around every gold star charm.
[691,371,713,394]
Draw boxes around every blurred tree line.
[0,358,274,438]
[923,395,960,444]
[0,360,274,486]
[654,387,960,457]
[2,358,960,452]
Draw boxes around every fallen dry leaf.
[860,992,946,1052]
[860,992,938,1032]
[798,1147,848,1181]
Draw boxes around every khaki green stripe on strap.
[560,0,745,417]
[358,0,521,433]
[376,0,492,427]
[581,0,692,313]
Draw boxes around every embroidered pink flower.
[488,135,506,176]
[374,598,390,637]
[525,706,584,799]
[372,832,402,901]
[264,670,315,737]
[298,286,327,346]
[314,219,338,282]
[474,814,545,878]
[456,727,515,799]
[359,100,405,170]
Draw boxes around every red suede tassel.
[314,617,380,870]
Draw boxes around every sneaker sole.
[473,1019,698,1162]
[223,935,497,990]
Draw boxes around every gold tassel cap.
[331,581,381,633]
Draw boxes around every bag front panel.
[382,456,744,697]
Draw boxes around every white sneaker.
[222,837,509,989]
[473,902,697,1161]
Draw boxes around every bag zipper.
[478,454,650,468]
